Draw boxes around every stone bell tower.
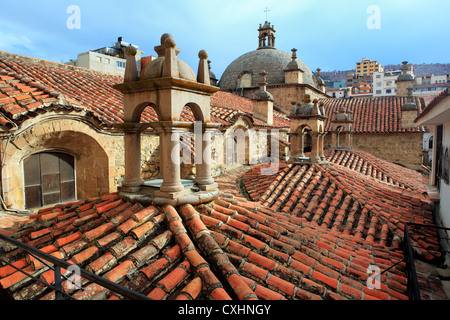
[288,94,328,164]
[258,21,276,49]
[114,33,220,205]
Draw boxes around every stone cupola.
[258,21,276,49]
[288,94,328,164]
[114,33,220,205]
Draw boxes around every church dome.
[219,49,316,90]
[218,22,316,90]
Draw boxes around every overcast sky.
[1,0,449,79]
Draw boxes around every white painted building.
[372,70,402,96]
[415,87,450,264]
[66,37,144,76]
[413,74,450,97]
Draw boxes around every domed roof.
[140,33,196,82]
[140,57,196,81]
[219,49,316,90]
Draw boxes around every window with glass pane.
[24,152,76,209]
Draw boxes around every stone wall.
[0,115,123,209]
[0,111,289,210]
[323,132,424,166]
[0,114,163,210]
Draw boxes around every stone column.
[288,132,305,162]
[309,132,321,163]
[153,122,187,199]
[331,132,337,149]
[195,129,218,190]
[121,123,144,192]
[319,132,326,161]
[345,131,353,149]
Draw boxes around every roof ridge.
[0,51,124,79]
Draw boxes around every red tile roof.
[210,91,290,129]
[242,150,440,261]
[321,96,427,133]
[0,52,286,129]
[0,192,412,300]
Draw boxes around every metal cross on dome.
[264,7,270,20]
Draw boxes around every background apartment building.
[414,74,450,97]
[373,70,402,96]
[355,58,383,77]
[66,37,146,75]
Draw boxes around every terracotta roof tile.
[321,96,426,133]
[0,156,444,301]
[0,52,287,129]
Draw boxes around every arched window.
[24,152,76,209]
[238,73,252,88]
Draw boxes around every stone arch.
[182,103,205,123]
[2,117,112,210]
[225,124,252,165]
[135,102,161,123]
[295,124,312,134]
[23,150,76,209]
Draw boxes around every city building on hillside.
[65,37,147,75]
[325,87,351,98]
[324,79,347,89]
[373,70,402,96]
[373,61,415,97]
[355,58,383,77]
[413,74,450,98]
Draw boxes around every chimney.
[140,56,156,72]
[401,87,419,129]
[252,70,274,125]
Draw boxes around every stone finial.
[401,61,408,73]
[316,68,321,76]
[162,34,178,78]
[258,69,268,92]
[407,87,413,96]
[312,99,320,116]
[303,94,311,104]
[290,100,297,115]
[124,45,138,83]
[197,50,210,85]
[319,102,325,116]
[291,48,297,60]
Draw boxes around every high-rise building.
[355,58,383,77]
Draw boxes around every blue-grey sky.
[1,0,449,79]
